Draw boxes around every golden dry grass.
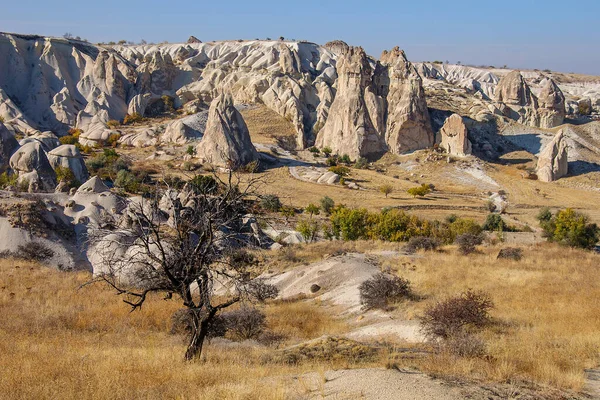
[0,259,354,400]
[241,106,297,145]
[381,243,600,390]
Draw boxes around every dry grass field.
[1,241,599,398]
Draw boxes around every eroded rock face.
[47,145,89,184]
[494,71,540,127]
[537,130,568,182]
[380,47,433,154]
[0,123,19,171]
[161,120,202,145]
[195,93,258,168]
[187,36,202,44]
[538,78,565,128]
[439,114,472,156]
[9,141,57,191]
[315,46,386,159]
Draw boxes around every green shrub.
[339,154,352,164]
[326,157,337,167]
[106,133,121,148]
[368,209,433,242]
[261,195,282,212]
[59,135,79,145]
[54,166,80,188]
[328,166,350,177]
[0,172,18,189]
[482,214,507,232]
[354,157,368,169]
[308,146,320,154]
[322,147,332,157]
[305,203,320,216]
[189,175,218,194]
[320,196,335,215]
[106,120,120,129]
[407,184,432,197]
[330,207,369,241]
[296,217,320,243]
[123,113,143,125]
[186,145,196,156]
[548,208,599,249]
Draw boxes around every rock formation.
[380,47,433,154]
[537,78,566,128]
[187,36,202,44]
[47,145,89,184]
[195,93,259,168]
[494,71,540,126]
[0,123,19,171]
[9,141,57,192]
[537,130,568,182]
[439,114,472,156]
[315,46,386,159]
[77,176,109,193]
[161,120,203,144]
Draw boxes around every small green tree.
[407,184,431,197]
[379,184,393,198]
[305,203,320,216]
[322,147,332,157]
[296,217,320,243]
[186,145,196,156]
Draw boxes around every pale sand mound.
[267,253,380,313]
[266,253,424,343]
[292,368,464,400]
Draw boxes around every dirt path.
[290,368,465,399]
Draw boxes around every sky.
[2,0,599,75]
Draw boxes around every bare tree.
[88,172,275,360]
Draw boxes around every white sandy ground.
[283,368,465,400]
[265,253,425,343]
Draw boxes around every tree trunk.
[184,313,211,361]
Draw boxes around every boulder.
[161,120,202,145]
[19,131,60,152]
[195,92,259,168]
[127,93,151,117]
[439,114,472,156]
[537,130,568,182]
[380,47,433,154]
[47,145,89,184]
[9,141,57,191]
[315,46,386,159]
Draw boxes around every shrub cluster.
[538,208,599,249]
[328,206,482,245]
[0,242,55,262]
[170,307,268,342]
[407,184,432,197]
[421,289,493,342]
[404,236,440,254]
[260,195,282,212]
[359,273,412,310]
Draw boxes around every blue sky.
[2,0,599,74]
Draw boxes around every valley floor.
[1,241,599,399]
